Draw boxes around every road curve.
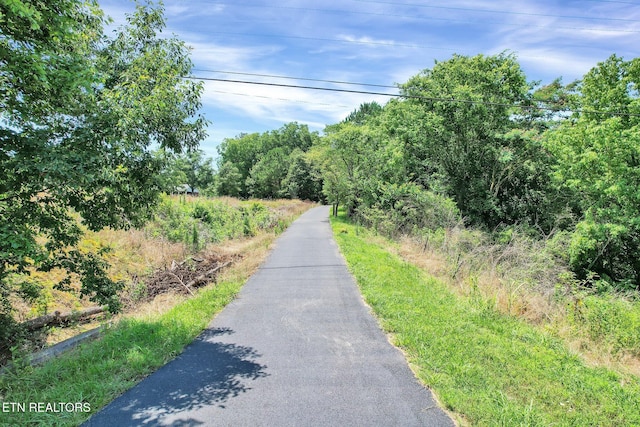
[84,206,454,426]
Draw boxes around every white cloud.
[99,0,640,145]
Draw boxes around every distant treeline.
[213,52,640,292]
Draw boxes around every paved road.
[84,206,454,426]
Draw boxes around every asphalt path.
[84,206,454,426]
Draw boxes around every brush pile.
[131,253,238,305]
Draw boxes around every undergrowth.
[331,212,640,426]
[355,203,640,371]
[2,197,313,365]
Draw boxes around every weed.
[332,213,640,426]
[0,199,314,426]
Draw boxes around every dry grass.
[383,231,640,377]
[13,198,315,349]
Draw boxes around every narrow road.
[84,206,454,426]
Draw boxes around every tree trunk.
[22,306,106,331]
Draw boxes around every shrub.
[356,183,461,236]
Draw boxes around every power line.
[185,75,640,117]
[192,69,397,89]
[352,0,640,23]
[187,76,399,97]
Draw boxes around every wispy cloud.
[100,0,640,155]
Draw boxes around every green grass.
[331,213,640,426]
[0,279,243,426]
[0,198,314,426]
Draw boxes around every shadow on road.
[85,328,267,426]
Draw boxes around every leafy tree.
[282,149,323,201]
[216,132,263,196]
[0,0,206,326]
[343,101,384,125]
[154,149,187,193]
[173,149,215,193]
[544,55,640,289]
[217,122,322,199]
[246,148,289,199]
[214,161,243,197]
[399,53,555,229]
[317,101,408,217]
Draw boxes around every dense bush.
[146,195,279,249]
[355,183,461,236]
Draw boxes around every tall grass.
[355,203,640,372]
[332,213,640,426]
[0,199,313,426]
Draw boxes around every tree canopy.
[313,52,640,293]
[0,0,206,321]
[216,122,323,200]
[544,55,640,289]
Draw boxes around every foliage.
[332,214,640,426]
[281,149,323,200]
[216,122,323,200]
[398,53,558,229]
[572,293,640,356]
[313,52,640,292]
[214,161,242,197]
[156,149,215,194]
[0,0,206,353]
[355,182,461,237]
[246,147,289,199]
[317,54,560,233]
[544,55,640,288]
[146,196,279,248]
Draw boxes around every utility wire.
[192,69,397,89]
[188,76,399,97]
[351,0,640,23]
[185,75,640,117]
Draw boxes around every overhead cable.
[192,69,397,89]
[351,0,640,23]
[184,75,640,117]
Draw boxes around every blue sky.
[99,0,640,160]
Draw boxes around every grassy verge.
[0,201,313,426]
[0,279,242,426]
[331,213,640,426]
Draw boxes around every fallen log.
[22,306,106,331]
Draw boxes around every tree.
[0,0,207,328]
[246,148,289,199]
[544,55,640,289]
[173,149,215,193]
[217,132,263,197]
[343,101,383,125]
[399,53,555,229]
[217,123,321,199]
[215,161,243,197]
[282,149,323,201]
